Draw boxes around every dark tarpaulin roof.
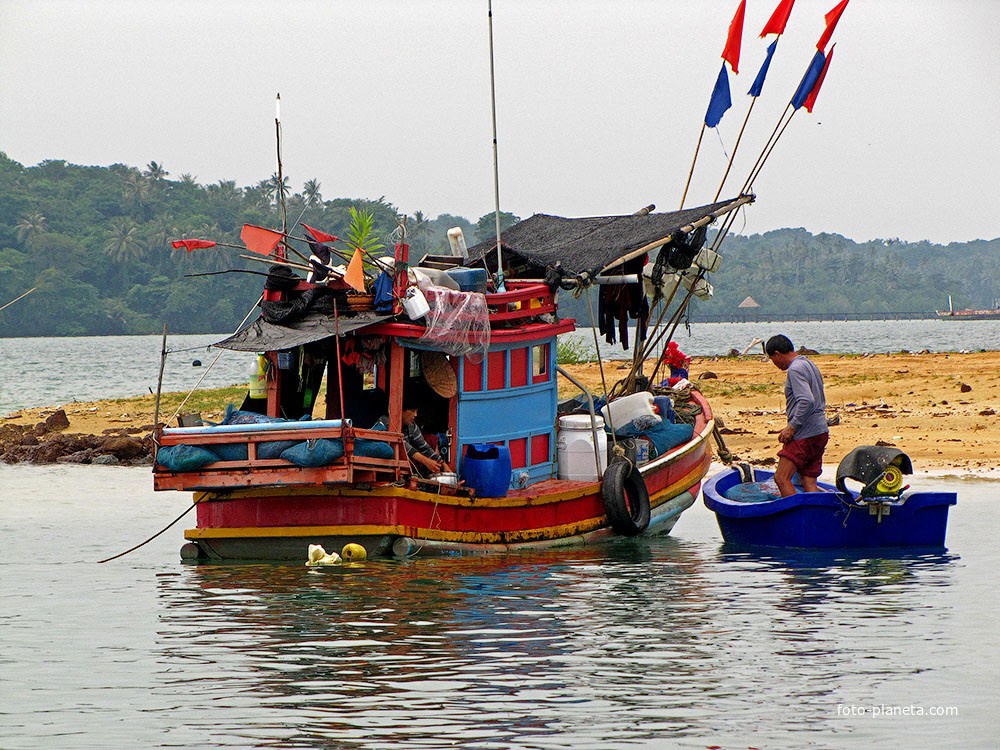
[214,311,390,352]
[465,196,751,277]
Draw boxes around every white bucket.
[402,287,430,320]
[557,414,608,481]
[599,391,655,432]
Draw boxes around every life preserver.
[601,461,651,536]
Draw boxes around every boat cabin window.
[532,344,548,380]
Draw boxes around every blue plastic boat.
[703,447,956,549]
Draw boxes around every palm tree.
[269,173,290,203]
[179,173,198,185]
[144,161,169,181]
[15,212,49,247]
[303,179,323,206]
[104,218,144,263]
[409,210,434,254]
[122,171,151,218]
[256,178,276,204]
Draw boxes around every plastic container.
[599,391,655,432]
[461,443,512,497]
[446,267,488,293]
[447,227,469,259]
[653,395,676,423]
[557,415,608,481]
[431,472,458,486]
[249,355,267,399]
[402,287,430,319]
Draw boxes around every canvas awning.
[214,311,390,352]
[464,195,752,278]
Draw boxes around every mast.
[487,0,505,291]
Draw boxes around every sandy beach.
[3,351,998,474]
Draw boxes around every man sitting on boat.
[765,334,829,497]
[378,396,450,477]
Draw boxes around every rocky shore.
[2,351,998,473]
[0,408,153,466]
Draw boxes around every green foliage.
[1,149,996,336]
[475,210,521,243]
[346,207,385,254]
[556,336,595,364]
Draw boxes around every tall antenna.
[487,0,505,291]
[275,92,288,254]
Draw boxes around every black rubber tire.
[601,461,651,536]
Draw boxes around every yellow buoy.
[341,542,367,561]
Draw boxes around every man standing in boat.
[765,335,828,497]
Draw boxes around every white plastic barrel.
[557,415,608,481]
[599,391,655,432]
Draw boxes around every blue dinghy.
[703,446,956,549]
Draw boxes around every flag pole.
[679,122,706,210]
[714,97,756,201]
[0,287,35,315]
[275,93,287,257]
[487,0,505,292]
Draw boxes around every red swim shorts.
[778,432,829,477]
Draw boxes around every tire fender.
[601,461,651,536]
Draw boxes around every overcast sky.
[1,0,997,245]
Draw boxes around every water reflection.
[151,540,961,749]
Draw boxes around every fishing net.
[419,287,491,359]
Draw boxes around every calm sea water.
[2,319,999,415]
[0,464,995,749]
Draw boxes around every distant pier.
[689,311,937,323]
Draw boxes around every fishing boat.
[152,197,750,560]
[703,446,957,549]
[936,295,1000,320]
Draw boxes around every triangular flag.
[171,238,217,252]
[817,0,849,52]
[748,40,778,97]
[791,49,826,109]
[722,0,746,74]
[804,44,835,112]
[760,0,796,37]
[302,223,339,244]
[240,224,283,255]
[343,248,366,293]
[705,63,733,127]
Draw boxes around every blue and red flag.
[817,0,849,51]
[748,40,778,97]
[804,44,835,112]
[705,64,732,127]
[760,0,796,37]
[722,0,747,74]
[790,49,827,110]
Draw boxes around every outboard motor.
[836,447,913,521]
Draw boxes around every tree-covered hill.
[0,152,996,336]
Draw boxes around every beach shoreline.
[2,351,997,475]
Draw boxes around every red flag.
[804,44,835,112]
[343,248,366,293]
[240,224,283,255]
[302,223,339,244]
[722,0,746,74]
[817,0,848,51]
[760,0,796,37]
[171,238,217,252]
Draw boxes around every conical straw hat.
[422,351,457,398]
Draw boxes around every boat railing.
[152,421,411,492]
